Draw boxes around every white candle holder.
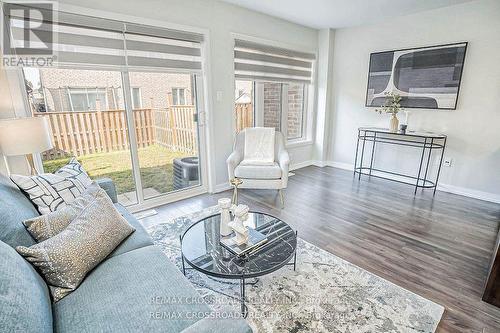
[218,198,233,236]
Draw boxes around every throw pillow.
[10,158,93,214]
[22,183,102,242]
[16,191,135,302]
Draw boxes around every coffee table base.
[180,233,298,318]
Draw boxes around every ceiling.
[218,0,475,29]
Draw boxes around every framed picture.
[365,42,467,110]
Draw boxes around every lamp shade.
[0,117,54,156]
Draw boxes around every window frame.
[67,87,109,111]
[172,87,187,105]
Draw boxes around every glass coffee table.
[180,211,297,317]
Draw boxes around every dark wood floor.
[140,166,500,333]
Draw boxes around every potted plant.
[375,92,403,132]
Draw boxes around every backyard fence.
[235,103,253,133]
[36,106,197,160]
[37,103,253,160]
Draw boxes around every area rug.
[146,207,444,333]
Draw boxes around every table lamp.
[0,117,54,175]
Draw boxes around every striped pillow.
[11,158,93,215]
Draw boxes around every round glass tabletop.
[181,211,297,279]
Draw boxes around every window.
[172,88,186,105]
[233,39,314,142]
[234,80,254,132]
[68,88,108,111]
[131,87,142,109]
[235,80,307,141]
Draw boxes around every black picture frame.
[365,42,468,110]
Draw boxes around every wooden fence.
[235,103,253,133]
[36,107,197,160]
[37,103,252,160]
[153,106,197,153]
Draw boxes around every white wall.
[328,0,500,202]
[32,0,317,190]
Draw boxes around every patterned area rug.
[146,206,444,333]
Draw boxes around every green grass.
[43,145,191,195]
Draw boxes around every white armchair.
[227,129,290,205]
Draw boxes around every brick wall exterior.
[263,82,282,131]
[286,83,304,139]
[261,82,304,138]
[38,69,192,112]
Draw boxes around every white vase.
[218,198,233,236]
[389,113,399,132]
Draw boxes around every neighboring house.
[33,68,193,112]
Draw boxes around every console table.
[354,127,447,194]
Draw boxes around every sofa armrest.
[226,150,243,180]
[95,178,118,203]
[181,317,252,333]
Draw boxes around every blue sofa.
[0,174,252,333]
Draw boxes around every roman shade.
[3,3,203,71]
[234,39,316,84]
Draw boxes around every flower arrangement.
[375,91,403,115]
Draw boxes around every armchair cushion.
[234,163,282,180]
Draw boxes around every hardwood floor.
[139,166,500,333]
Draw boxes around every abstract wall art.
[365,42,467,110]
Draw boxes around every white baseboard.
[310,160,327,167]
[437,184,500,204]
[326,161,353,171]
[290,160,314,171]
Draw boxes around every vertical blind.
[3,3,204,71]
[234,39,316,84]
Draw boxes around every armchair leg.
[278,189,285,208]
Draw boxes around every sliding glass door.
[127,71,202,202]
[10,4,208,208]
[22,67,206,207]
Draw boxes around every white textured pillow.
[11,158,93,214]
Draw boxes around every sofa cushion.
[0,173,38,248]
[23,183,102,242]
[235,162,282,179]
[17,190,135,302]
[110,204,154,257]
[0,240,52,333]
[54,245,212,333]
